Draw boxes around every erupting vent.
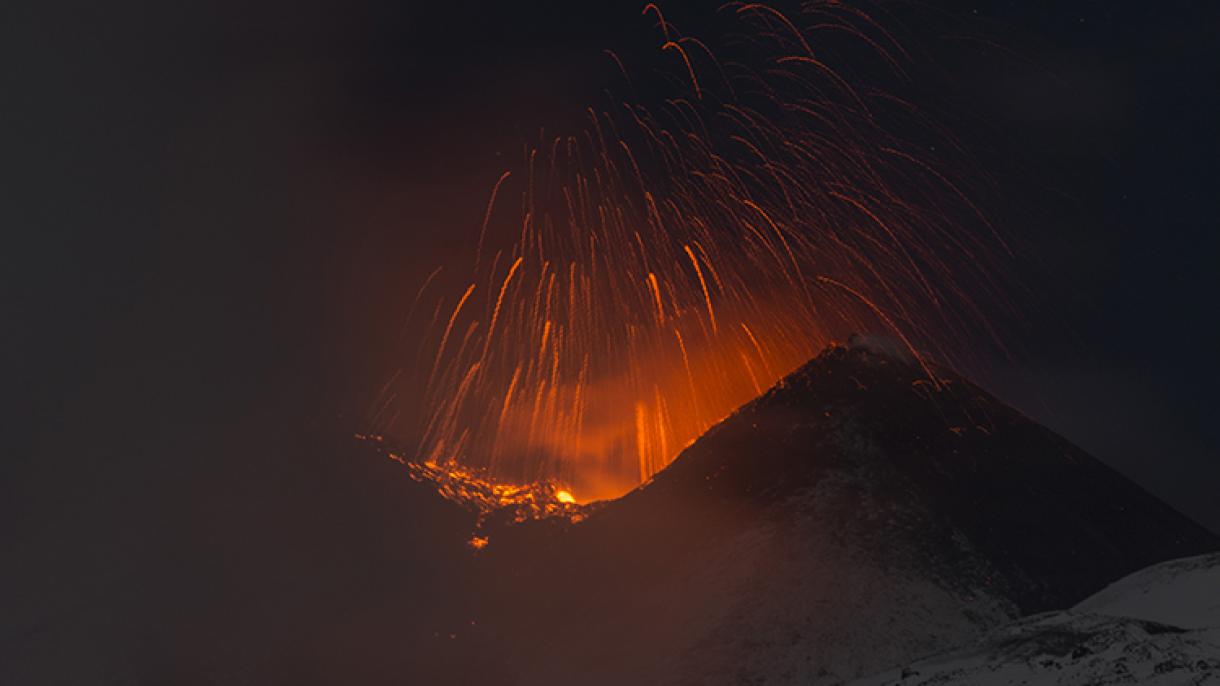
[367,3,1010,503]
[357,434,591,524]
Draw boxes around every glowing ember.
[358,434,591,522]
[368,3,1009,505]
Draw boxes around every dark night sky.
[4,1,1218,680]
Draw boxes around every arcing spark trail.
[368,2,1012,504]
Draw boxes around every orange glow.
[368,4,1008,507]
[357,437,591,521]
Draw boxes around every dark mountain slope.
[625,343,1217,612]
[456,344,1217,684]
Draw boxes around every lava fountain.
[366,2,1012,504]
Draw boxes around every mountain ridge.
[353,342,1216,684]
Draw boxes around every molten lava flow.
[357,434,590,524]
[368,3,1011,506]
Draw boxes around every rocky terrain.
[375,344,1218,684]
[853,553,1220,685]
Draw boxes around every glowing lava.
[367,3,1009,505]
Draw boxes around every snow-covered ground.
[1077,552,1220,629]
[851,553,1220,685]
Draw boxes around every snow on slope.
[850,553,1220,686]
[1076,552,1220,630]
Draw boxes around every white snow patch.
[1075,552,1220,630]
[849,552,1220,686]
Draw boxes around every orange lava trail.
[373,2,1011,504]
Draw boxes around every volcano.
[361,343,1217,685]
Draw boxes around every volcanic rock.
[851,552,1220,685]
[374,344,1219,684]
